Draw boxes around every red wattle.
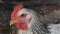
[16,22,27,30]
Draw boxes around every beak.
[10,20,17,26]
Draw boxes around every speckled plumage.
[11,8,49,34]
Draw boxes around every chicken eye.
[21,14,24,16]
[20,13,27,17]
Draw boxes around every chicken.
[10,3,49,34]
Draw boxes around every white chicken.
[10,3,49,34]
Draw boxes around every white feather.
[48,24,60,34]
[18,30,33,34]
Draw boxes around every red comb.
[11,3,23,20]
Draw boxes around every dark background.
[0,0,60,34]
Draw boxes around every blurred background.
[0,0,60,34]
